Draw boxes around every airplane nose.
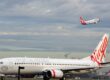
[0,65,9,74]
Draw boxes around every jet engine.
[44,69,63,78]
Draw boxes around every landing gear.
[43,76,50,80]
[43,72,50,80]
[43,76,65,80]
[59,77,65,80]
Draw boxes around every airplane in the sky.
[80,16,100,25]
[0,33,109,80]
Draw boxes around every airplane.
[0,33,109,80]
[80,16,100,25]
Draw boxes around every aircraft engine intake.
[44,69,63,79]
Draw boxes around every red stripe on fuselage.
[52,69,56,78]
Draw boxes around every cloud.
[0,0,109,52]
[0,31,69,36]
[0,0,110,25]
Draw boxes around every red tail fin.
[80,16,86,25]
[90,34,109,65]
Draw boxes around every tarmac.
[0,77,110,80]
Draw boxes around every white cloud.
[0,31,68,36]
[0,0,109,51]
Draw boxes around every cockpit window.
[0,62,3,64]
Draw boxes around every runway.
[0,76,110,80]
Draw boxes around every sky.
[0,0,110,53]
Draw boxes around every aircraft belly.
[19,66,43,74]
[1,65,43,74]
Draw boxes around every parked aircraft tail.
[82,34,109,65]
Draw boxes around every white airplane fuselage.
[0,57,96,75]
[85,18,100,24]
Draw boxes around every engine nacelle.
[44,69,63,78]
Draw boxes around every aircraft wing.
[61,63,110,72]
[61,67,96,72]
[61,64,110,72]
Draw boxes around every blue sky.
[0,0,110,52]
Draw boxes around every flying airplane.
[0,33,109,80]
[80,16,100,25]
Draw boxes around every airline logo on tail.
[90,34,109,65]
[80,17,86,25]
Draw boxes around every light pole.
[18,66,24,80]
